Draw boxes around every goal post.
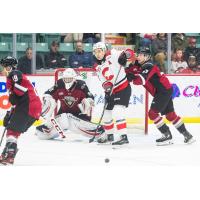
[55,68,149,134]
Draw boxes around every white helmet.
[62,68,77,89]
[93,42,107,53]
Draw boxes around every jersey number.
[12,75,18,82]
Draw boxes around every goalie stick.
[89,64,123,143]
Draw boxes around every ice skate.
[36,124,51,134]
[0,142,18,166]
[156,130,173,146]
[97,134,114,144]
[182,131,196,144]
[112,134,129,145]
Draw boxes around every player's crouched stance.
[0,56,42,165]
[35,68,105,140]
[125,47,195,145]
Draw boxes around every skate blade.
[186,138,196,144]
[97,142,113,146]
[112,143,129,150]
[156,140,173,146]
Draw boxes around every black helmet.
[137,47,151,55]
[0,56,18,68]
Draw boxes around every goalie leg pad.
[36,125,60,140]
[66,113,105,138]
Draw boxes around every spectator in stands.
[82,33,101,44]
[139,33,157,48]
[187,54,200,72]
[171,33,187,52]
[62,33,83,43]
[44,41,68,69]
[171,48,188,73]
[69,41,94,68]
[184,37,200,65]
[152,33,167,73]
[17,47,44,74]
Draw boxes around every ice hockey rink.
[0,123,199,166]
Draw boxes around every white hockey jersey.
[93,49,129,94]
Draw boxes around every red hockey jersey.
[7,70,42,119]
[45,79,94,116]
[125,62,172,96]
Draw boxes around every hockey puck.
[105,158,110,163]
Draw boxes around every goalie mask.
[62,68,77,89]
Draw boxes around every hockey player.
[125,47,195,145]
[36,68,104,140]
[93,42,135,145]
[0,56,42,165]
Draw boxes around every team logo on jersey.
[102,67,114,81]
[64,96,78,107]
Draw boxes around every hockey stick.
[89,65,123,143]
[0,107,14,147]
[0,128,7,147]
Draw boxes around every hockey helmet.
[0,56,18,68]
[62,68,77,89]
[137,47,151,56]
[136,47,151,64]
[93,42,107,53]
[93,42,107,60]
[0,56,18,74]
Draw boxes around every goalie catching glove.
[78,98,94,117]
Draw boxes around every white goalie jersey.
[93,49,129,94]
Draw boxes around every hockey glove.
[3,111,12,127]
[118,52,127,66]
[105,92,112,104]
[126,73,136,82]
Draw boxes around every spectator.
[62,33,83,43]
[17,47,44,74]
[137,33,157,49]
[69,41,94,68]
[187,54,200,72]
[82,33,101,44]
[184,37,200,65]
[44,41,68,69]
[171,33,187,52]
[152,33,167,73]
[171,48,188,73]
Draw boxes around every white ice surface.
[0,124,199,166]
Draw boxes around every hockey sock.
[166,112,186,134]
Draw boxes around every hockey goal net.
[55,68,149,134]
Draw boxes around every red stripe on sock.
[173,116,181,125]
[104,123,114,130]
[116,123,127,130]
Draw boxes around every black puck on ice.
[105,158,110,163]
